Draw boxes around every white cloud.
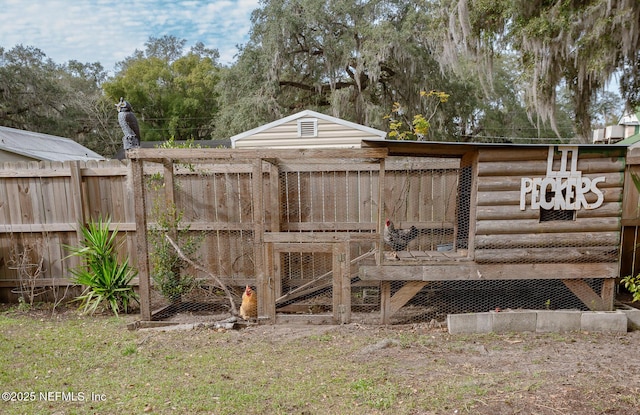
[0,0,259,72]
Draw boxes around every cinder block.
[580,311,627,333]
[491,310,537,333]
[616,304,640,331]
[447,312,492,334]
[536,310,582,332]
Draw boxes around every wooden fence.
[0,160,136,301]
[0,153,459,313]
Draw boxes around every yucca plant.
[65,217,138,316]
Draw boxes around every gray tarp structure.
[0,126,104,162]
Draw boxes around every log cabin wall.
[475,146,625,272]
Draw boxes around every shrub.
[148,203,202,303]
[621,274,640,303]
[66,217,138,315]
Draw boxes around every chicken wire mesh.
[145,163,257,322]
[142,154,615,324]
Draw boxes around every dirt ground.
[4,300,640,414]
[231,322,640,414]
[137,301,640,415]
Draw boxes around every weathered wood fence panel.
[0,156,458,298]
[0,160,135,294]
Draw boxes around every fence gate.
[263,234,351,324]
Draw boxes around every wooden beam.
[562,279,606,311]
[130,159,151,321]
[264,232,350,243]
[475,232,621,249]
[253,158,273,323]
[600,278,616,311]
[360,262,619,281]
[476,217,621,235]
[273,242,334,253]
[381,281,427,324]
[126,147,388,161]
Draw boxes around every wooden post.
[377,158,386,265]
[253,159,275,322]
[380,281,391,324]
[130,158,151,321]
[68,161,86,241]
[600,278,616,311]
[342,241,351,323]
[333,241,351,324]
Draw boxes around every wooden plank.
[562,279,606,311]
[477,172,624,191]
[477,202,621,221]
[0,278,73,287]
[477,187,622,206]
[264,232,350,243]
[360,262,618,281]
[478,147,625,163]
[278,158,456,172]
[273,242,334,253]
[478,157,625,176]
[474,247,618,263]
[126,147,389,161]
[68,161,85,241]
[476,217,620,235]
[475,232,620,249]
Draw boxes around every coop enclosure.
[129,147,463,323]
[127,143,625,325]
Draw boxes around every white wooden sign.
[520,146,605,211]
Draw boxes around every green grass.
[1,307,639,415]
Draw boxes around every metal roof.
[0,126,104,161]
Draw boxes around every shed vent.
[298,118,318,137]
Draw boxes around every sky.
[0,0,260,72]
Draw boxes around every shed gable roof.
[0,126,104,161]
[230,110,387,147]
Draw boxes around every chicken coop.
[127,141,628,325]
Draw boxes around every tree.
[217,0,484,139]
[441,0,639,141]
[0,45,67,132]
[0,45,116,155]
[103,36,221,142]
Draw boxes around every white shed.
[230,110,387,149]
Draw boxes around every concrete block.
[617,304,640,331]
[580,311,627,333]
[447,312,492,334]
[491,310,537,333]
[536,310,582,332]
